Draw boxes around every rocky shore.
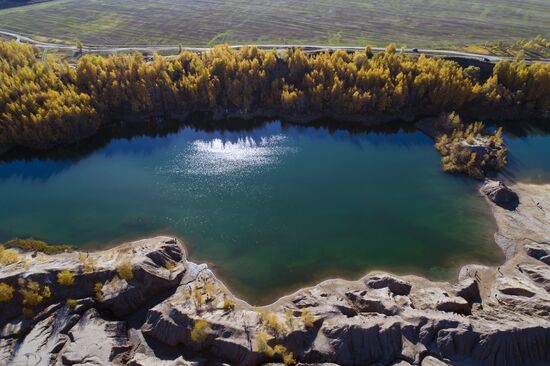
[1,181,549,365]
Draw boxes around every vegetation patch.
[0,0,547,47]
[0,245,20,265]
[94,282,104,301]
[222,297,235,311]
[57,270,75,286]
[300,309,316,329]
[435,113,507,178]
[4,238,75,254]
[117,261,134,280]
[18,278,50,306]
[0,282,15,302]
[190,319,211,343]
[458,36,550,59]
[66,298,77,309]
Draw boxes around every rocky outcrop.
[480,180,519,210]
[1,183,550,365]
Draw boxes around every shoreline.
[1,107,548,159]
[1,180,549,365]
[0,180,502,307]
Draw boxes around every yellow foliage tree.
[1,40,548,154]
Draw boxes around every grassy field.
[0,0,548,47]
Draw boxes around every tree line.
[1,41,549,151]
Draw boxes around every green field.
[0,0,549,47]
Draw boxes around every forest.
[1,40,549,152]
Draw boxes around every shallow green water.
[0,121,503,303]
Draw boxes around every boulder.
[365,274,412,296]
[480,180,519,210]
[345,289,400,315]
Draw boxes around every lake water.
[0,120,512,303]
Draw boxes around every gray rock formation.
[1,183,550,365]
[480,179,519,210]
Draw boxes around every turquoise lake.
[3,119,542,303]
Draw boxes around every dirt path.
[2,29,550,63]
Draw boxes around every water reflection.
[0,118,429,181]
[0,160,76,182]
[185,135,292,176]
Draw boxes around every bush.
[0,282,15,302]
[190,319,211,343]
[256,307,286,335]
[203,281,216,297]
[164,261,175,272]
[254,331,274,357]
[42,285,51,299]
[4,238,75,254]
[66,298,77,309]
[300,309,315,329]
[193,287,204,309]
[18,279,46,306]
[78,253,96,273]
[57,270,75,286]
[282,351,296,366]
[274,344,296,365]
[117,261,134,280]
[94,282,103,301]
[223,297,235,311]
[263,312,285,335]
[0,245,20,265]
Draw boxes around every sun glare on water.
[168,135,293,176]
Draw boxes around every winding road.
[1,29,549,64]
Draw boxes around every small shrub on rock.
[300,309,315,328]
[117,261,134,280]
[164,261,175,272]
[66,299,77,309]
[203,281,216,296]
[79,253,96,273]
[94,282,103,301]
[0,282,15,302]
[190,319,211,343]
[274,345,296,365]
[254,331,274,356]
[41,285,51,299]
[193,287,204,309]
[18,279,46,306]
[255,308,286,335]
[57,270,75,286]
[0,246,20,265]
[223,297,235,311]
